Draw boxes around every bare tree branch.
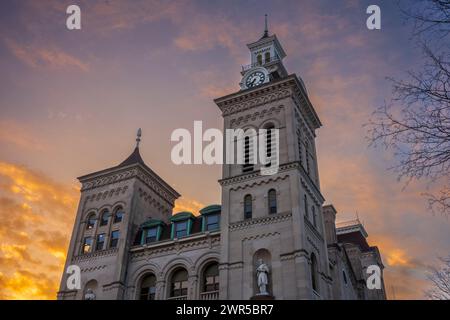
[425,255,450,300]
[366,0,450,215]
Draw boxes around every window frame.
[95,233,105,251]
[268,189,277,214]
[170,269,188,298]
[82,237,93,254]
[144,227,159,244]
[205,214,220,231]
[139,274,157,300]
[174,221,188,238]
[244,194,252,219]
[100,210,110,226]
[86,214,96,230]
[109,230,120,248]
[113,207,124,224]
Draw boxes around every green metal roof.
[199,204,221,215]
[170,211,195,222]
[141,218,164,228]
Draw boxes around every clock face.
[245,71,266,88]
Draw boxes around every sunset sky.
[0,0,449,299]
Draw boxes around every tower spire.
[136,128,142,148]
[263,14,269,38]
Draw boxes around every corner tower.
[58,130,180,300]
[215,19,332,299]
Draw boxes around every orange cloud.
[4,38,89,72]
[174,197,205,216]
[0,162,77,299]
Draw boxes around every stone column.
[188,274,199,300]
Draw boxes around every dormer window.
[140,219,164,245]
[170,212,195,239]
[200,205,221,232]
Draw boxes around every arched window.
[264,51,270,63]
[268,189,277,214]
[202,263,219,293]
[100,210,110,226]
[139,274,156,300]
[311,253,319,292]
[86,213,96,230]
[257,54,262,65]
[170,268,188,298]
[264,124,275,167]
[244,195,252,219]
[243,135,254,173]
[113,207,124,223]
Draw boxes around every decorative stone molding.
[72,247,118,263]
[81,168,137,191]
[85,186,129,203]
[79,165,179,205]
[81,265,107,273]
[229,105,284,127]
[219,261,244,270]
[229,213,292,232]
[280,249,309,261]
[242,231,280,242]
[228,175,289,192]
[130,233,221,261]
[217,85,292,117]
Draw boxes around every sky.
[0,0,449,300]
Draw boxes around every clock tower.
[215,17,332,299]
[240,15,288,90]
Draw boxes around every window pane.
[175,222,187,238]
[100,211,110,226]
[114,209,124,223]
[86,215,95,229]
[145,227,158,243]
[171,269,188,297]
[110,230,119,248]
[95,234,105,251]
[244,195,252,219]
[206,215,220,231]
[203,263,219,292]
[268,189,277,214]
[83,237,92,254]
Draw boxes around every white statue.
[256,259,270,295]
[84,288,96,300]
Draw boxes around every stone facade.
[58,27,386,301]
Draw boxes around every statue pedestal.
[250,294,275,300]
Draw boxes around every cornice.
[72,247,118,263]
[229,212,292,232]
[79,164,179,204]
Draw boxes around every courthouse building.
[58,22,386,300]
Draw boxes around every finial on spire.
[263,14,269,38]
[136,128,142,148]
